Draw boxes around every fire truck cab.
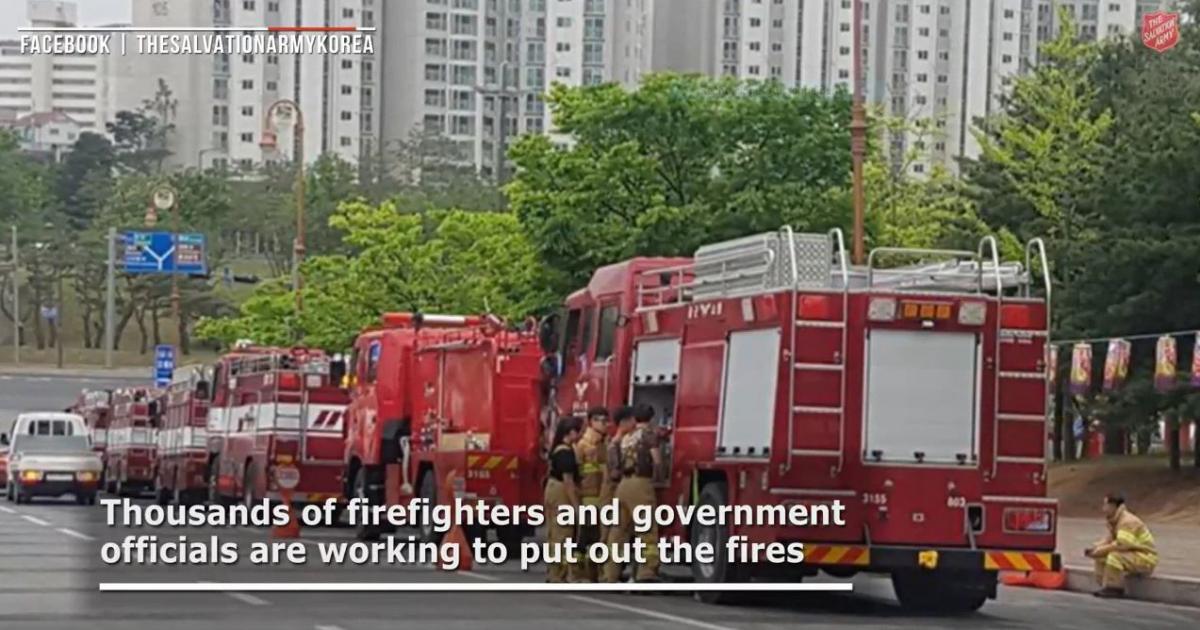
[548,226,1058,612]
[205,345,349,509]
[154,376,211,505]
[345,313,546,548]
[104,388,162,497]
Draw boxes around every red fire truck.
[154,377,211,505]
[205,345,349,509]
[104,388,162,497]
[71,389,113,460]
[546,226,1058,611]
[344,313,546,547]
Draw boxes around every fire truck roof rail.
[862,237,1025,294]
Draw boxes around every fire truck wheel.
[242,466,259,507]
[691,481,750,605]
[418,472,444,545]
[207,459,222,505]
[155,486,169,506]
[891,569,989,614]
[76,493,96,506]
[497,527,524,561]
[353,468,381,541]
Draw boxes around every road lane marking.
[314,626,345,630]
[0,505,14,514]
[457,570,501,581]
[57,527,95,541]
[566,595,739,630]
[226,592,271,606]
[21,514,51,526]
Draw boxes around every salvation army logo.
[1142,11,1180,53]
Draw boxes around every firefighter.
[604,403,661,583]
[600,406,636,583]
[1086,493,1157,598]
[544,415,582,583]
[569,406,610,583]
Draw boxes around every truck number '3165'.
[862,493,887,505]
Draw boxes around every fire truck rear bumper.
[804,544,1060,573]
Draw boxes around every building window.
[937,74,947,83]
[916,73,927,82]
[917,50,928,60]
[342,59,354,69]
[340,136,352,147]
[426,12,447,30]
[242,54,254,63]
[919,4,930,14]
[749,42,761,51]
[557,16,572,27]
[241,106,253,116]
[771,42,782,52]
[240,132,253,143]
[556,66,571,78]
[750,18,762,27]
[1002,54,1014,63]
[748,65,761,75]
[243,1,255,9]
[342,7,354,18]
[266,81,278,91]
[556,42,571,52]
[341,85,353,95]
[1003,32,1013,41]
[267,1,279,11]
[241,79,254,89]
[840,22,850,32]
[918,27,930,37]
[772,19,783,28]
[840,46,850,55]
[267,54,278,64]
[340,111,353,121]
[1004,9,1014,19]
[838,68,849,78]
[425,89,445,106]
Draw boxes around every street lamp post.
[850,0,868,265]
[260,100,306,315]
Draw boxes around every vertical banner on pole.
[1155,335,1177,393]
[1192,334,1200,388]
[1070,343,1092,395]
[1103,339,1130,391]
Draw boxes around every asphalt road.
[0,496,1194,630]
[1,373,1196,629]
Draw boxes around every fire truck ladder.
[787,228,850,476]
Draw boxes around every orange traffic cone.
[271,489,301,539]
[438,469,473,572]
[1000,569,1066,590]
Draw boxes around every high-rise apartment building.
[117,0,367,170]
[0,1,120,136]
[651,0,1176,174]
[377,0,651,178]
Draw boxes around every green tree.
[508,74,853,294]
[197,203,552,350]
[966,11,1113,337]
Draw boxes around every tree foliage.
[508,74,854,293]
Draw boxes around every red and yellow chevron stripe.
[984,551,1053,571]
[466,454,520,471]
[804,545,870,566]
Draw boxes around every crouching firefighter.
[1086,493,1158,598]
[603,403,661,583]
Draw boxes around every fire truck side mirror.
[538,313,559,354]
[0,433,8,446]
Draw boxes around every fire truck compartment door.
[717,327,781,457]
[865,329,980,464]
[633,338,681,384]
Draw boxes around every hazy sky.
[0,0,131,37]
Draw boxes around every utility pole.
[56,256,63,370]
[10,226,18,364]
[850,0,868,265]
[104,227,116,369]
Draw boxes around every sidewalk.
[1053,517,1200,607]
[1059,517,1199,580]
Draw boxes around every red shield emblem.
[1142,11,1180,53]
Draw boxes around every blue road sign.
[123,232,208,275]
[154,344,175,388]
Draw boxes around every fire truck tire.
[691,481,750,605]
[243,466,259,507]
[353,468,382,541]
[497,527,524,561]
[76,492,96,506]
[891,569,989,614]
[155,485,169,506]
[418,472,444,545]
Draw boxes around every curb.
[1063,564,1200,608]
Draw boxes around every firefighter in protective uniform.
[599,406,636,583]
[1086,493,1157,598]
[544,416,582,583]
[602,403,661,583]
[568,406,611,582]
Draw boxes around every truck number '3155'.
[862,493,887,505]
